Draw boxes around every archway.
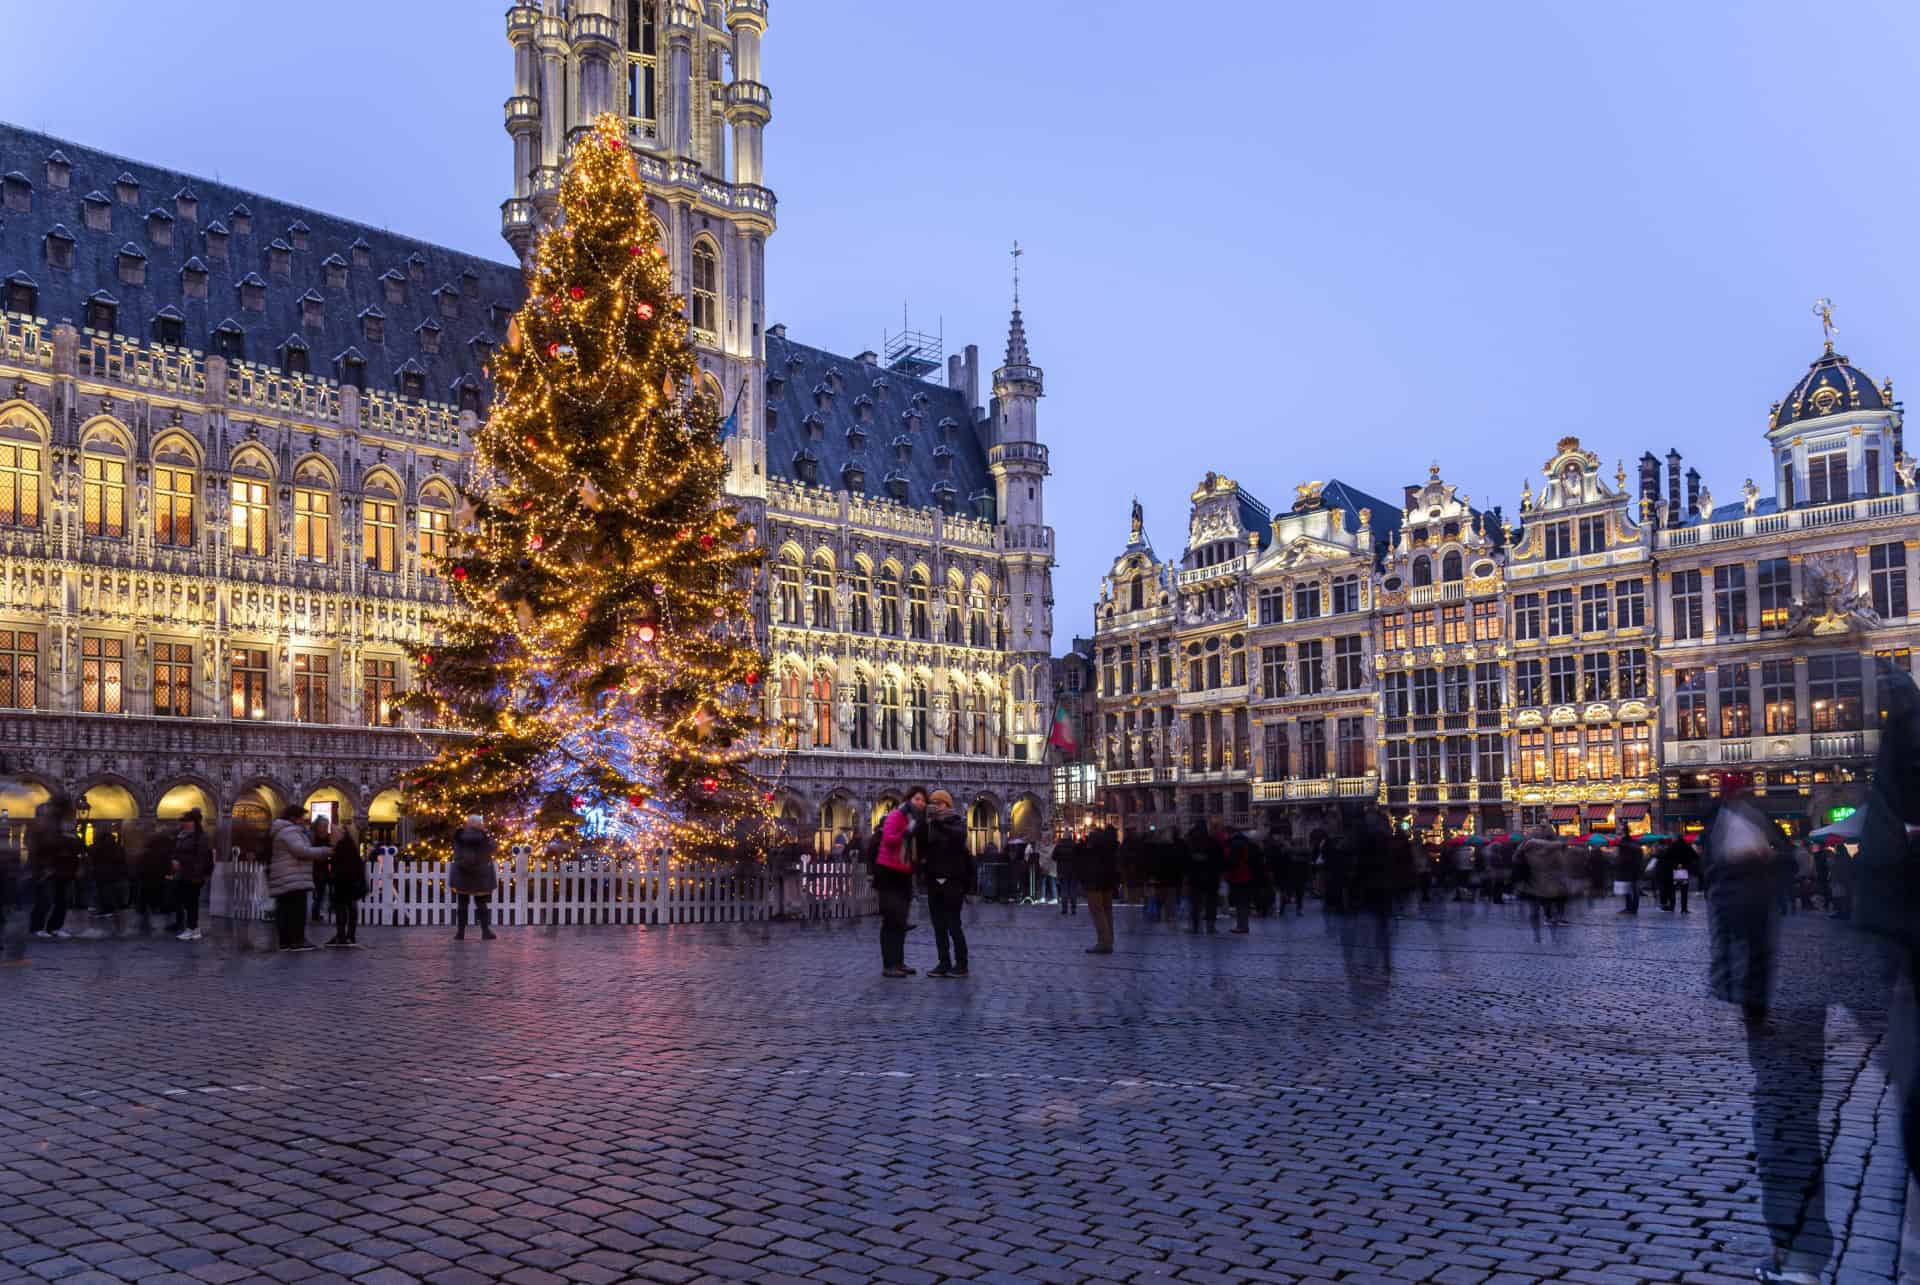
[870,795,901,832]
[304,784,357,837]
[231,782,286,859]
[817,792,856,856]
[0,777,50,848]
[79,782,138,849]
[155,782,214,822]
[968,796,1002,856]
[367,788,404,848]
[1010,794,1044,843]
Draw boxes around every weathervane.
[1814,297,1838,352]
[1011,240,1023,311]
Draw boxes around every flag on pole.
[1047,700,1077,755]
[718,380,746,442]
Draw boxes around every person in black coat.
[1052,833,1079,916]
[1185,820,1222,933]
[324,824,369,948]
[920,789,973,978]
[1614,833,1644,916]
[1077,824,1121,953]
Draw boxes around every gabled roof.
[0,121,525,403]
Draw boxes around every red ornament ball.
[453,566,469,581]
[702,778,719,794]
[699,534,715,550]
[629,245,643,257]
[745,671,759,686]
[627,794,645,808]
[524,436,538,449]
[572,795,586,809]
[569,287,585,301]
[529,535,544,551]
[762,791,776,803]
[546,342,561,358]
[677,528,692,541]
[548,297,564,314]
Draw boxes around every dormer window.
[786,352,805,370]
[972,492,996,523]
[793,450,820,485]
[901,407,923,433]
[44,226,75,270]
[937,416,958,438]
[174,187,197,222]
[842,462,866,492]
[360,307,386,344]
[489,302,514,329]
[826,367,844,394]
[146,208,173,247]
[892,434,912,464]
[812,381,832,410]
[435,285,461,319]
[152,309,185,347]
[933,443,955,473]
[802,411,825,441]
[885,472,909,502]
[282,336,310,375]
[469,335,495,366]
[204,221,229,262]
[181,257,209,300]
[117,244,147,286]
[85,292,117,333]
[407,252,427,282]
[235,273,266,312]
[267,239,292,279]
[336,349,367,389]
[82,192,112,232]
[871,375,890,394]
[457,381,482,414]
[227,204,251,236]
[845,424,867,450]
[417,319,442,355]
[399,366,426,400]
[211,320,244,360]
[322,254,347,289]
[351,238,371,269]
[933,482,958,514]
[287,220,310,252]
[300,290,325,330]
[114,173,140,206]
[3,275,37,316]
[3,171,33,213]
[45,152,71,190]
[381,269,406,307]
[853,394,874,424]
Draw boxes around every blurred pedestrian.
[324,823,367,948]
[1054,831,1079,916]
[88,827,129,933]
[1224,825,1257,933]
[1186,819,1222,933]
[1614,832,1643,916]
[28,796,81,940]
[1516,826,1571,935]
[267,803,332,952]
[131,825,172,936]
[449,815,499,942]
[1080,822,1119,954]
[872,788,924,978]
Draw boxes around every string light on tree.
[400,112,781,862]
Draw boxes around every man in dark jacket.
[1186,820,1222,933]
[1079,824,1120,954]
[1053,832,1079,915]
[1615,833,1644,916]
[169,809,214,941]
[921,790,973,977]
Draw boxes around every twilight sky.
[8,1,1920,641]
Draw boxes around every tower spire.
[1005,240,1031,366]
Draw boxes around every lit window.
[363,498,398,572]
[230,648,270,720]
[230,478,271,556]
[80,636,125,714]
[153,642,191,717]
[82,454,127,538]
[293,653,330,723]
[0,630,39,709]
[364,659,400,727]
[811,668,834,749]
[418,507,450,574]
[294,486,332,562]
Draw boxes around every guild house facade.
[0,0,1054,855]
[1089,314,1920,844]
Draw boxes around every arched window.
[876,565,900,636]
[808,552,834,627]
[418,483,454,575]
[1010,667,1027,735]
[943,574,963,644]
[1442,550,1463,583]
[152,437,195,548]
[0,415,44,529]
[1411,555,1432,588]
[292,461,333,563]
[690,239,719,338]
[774,549,802,624]
[1230,634,1246,687]
[969,580,990,649]
[971,683,989,756]
[879,675,902,751]
[777,666,803,751]
[908,569,930,640]
[851,671,872,750]
[909,678,929,752]
[946,679,963,753]
[968,799,1000,856]
[849,558,873,632]
[1129,576,1145,611]
[362,473,399,572]
[80,426,129,539]
[809,666,833,749]
[229,450,273,556]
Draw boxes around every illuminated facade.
[1503,440,1657,835]
[0,1,1054,855]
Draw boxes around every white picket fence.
[210,852,874,928]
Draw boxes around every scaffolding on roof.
[883,308,942,380]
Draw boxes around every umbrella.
[1810,812,1864,842]
[1586,833,1612,846]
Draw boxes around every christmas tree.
[404,113,774,858]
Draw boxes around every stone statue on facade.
[1742,478,1760,514]
[1790,551,1879,636]
[1129,496,1144,545]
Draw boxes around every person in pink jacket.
[873,787,925,977]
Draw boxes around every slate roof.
[0,122,526,406]
[1317,479,1404,549]
[765,331,993,518]
[1773,348,1887,430]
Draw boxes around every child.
[325,823,368,947]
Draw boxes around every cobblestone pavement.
[0,895,1910,1284]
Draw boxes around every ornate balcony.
[1656,492,1918,550]
[504,95,539,132]
[725,80,772,123]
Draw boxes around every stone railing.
[1,311,54,370]
[77,328,207,396]
[1253,775,1378,803]
[363,388,462,445]
[1657,492,1919,549]
[229,358,342,422]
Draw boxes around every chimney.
[964,343,981,411]
[1666,449,1683,528]
[1638,452,1661,524]
[1686,467,1701,520]
[947,354,963,390]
